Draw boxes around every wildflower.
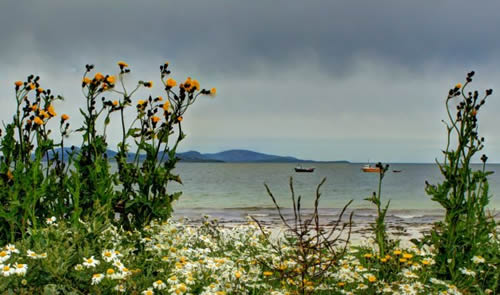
[1,264,14,277]
[177,116,183,122]
[74,264,83,271]
[15,81,23,87]
[82,256,100,268]
[166,78,177,88]
[162,101,170,111]
[33,117,44,125]
[393,250,402,255]
[142,288,154,295]
[61,114,70,121]
[337,282,345,287]
[151,116,160,123]
[112,100,119,106]
[114,284,126,292]
[102,250,117,262]
[82,77,92,85]
[137,99,146,106]
[235,270,242,279]
[14,263,27,276]
[263,271,273,276]
[37,87,44,93]
[26,250,38,259]
[6,170,13,181]
[471,109,477,116]
[106,268,115,277]
[380,257,388,263]
[210,87,217,96]
[4,245,18,255]
[46,216,56,225]
[472,255,485,264]
[363,253,373,259]
[167,275,179,285]
[192,79,200,90]
[118,61,129,68]
[455,83,462,89]
[153,279,166,290]
[459,267,476,277]
[0,251,10,263]
[47,105,56,117]
[94,72,104,81]
[106,75,116,84]
[31,104,38,111]
[403,253,413,259]
[28,83,36,90]
[91,273,104,285]
[399,258,407,263]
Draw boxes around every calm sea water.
[169,163,500,213]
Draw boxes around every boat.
[295,165,315,173]
[392,170,402,173]
[362,164,380,173]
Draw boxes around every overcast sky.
[1,0,500,162]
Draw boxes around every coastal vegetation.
[0,66,498,294]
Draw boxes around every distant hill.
[47,148,349,163]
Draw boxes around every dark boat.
[393,170,402,173]
[295,165,315,173]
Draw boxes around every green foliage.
[418,72,499,288]
[0,62,215,243]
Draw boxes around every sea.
[169,163,500,225]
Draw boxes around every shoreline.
[173,207,499,246]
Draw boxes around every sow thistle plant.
[0,61,216,242]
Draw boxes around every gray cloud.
[1,0,500,162]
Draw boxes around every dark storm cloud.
[2,0,500,74]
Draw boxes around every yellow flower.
[106,75,116,84]
[14,81,23,87]
[235,270,242,279]
[112,100,119,106]
[210,87,217,96]
[82,77,92,85]
[337,282,345,287]
[6,170,13,181]
[61,114,69,121]
[177,116,183,122]
[39,110,49,119]
[31,104,38,112]
[166,78,177,88]
[162,101,170,111]
[380,258,388,263]
[157,96,163,101]
[117,61,129,68]
[192,79,200,91]
[94,72,104,81]
[29,83,36,90]
[137,99,146,105]
[47,104,56,117]
[263,271,273,276]
[399,258,407,263]
[106,268,115,275]
[34,117,44,125]
[364,253,373,259]
[37,87,44,93]
[151,116,160,123]
[393,250,402,255]
[403,253,413,259]
[455,83,462,89]
[367,275,377,283]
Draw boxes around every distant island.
[47,148,350,163]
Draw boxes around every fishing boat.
[295,164,315,173]
[362,164,380,173]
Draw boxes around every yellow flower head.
[192,79,200,91]
[34,117,44,125]
[162,101,170,111]
[263,271,273,276]
[94,72,104,81]
[166,78,177,88]
[106,75,116,84]
[210,87,217,96]
[151,116,160,123]
[112,100,119,106]
[368,275,377,283]
[137,99,146,105]
[40,110,49,119]
[106,268,115,275]
[14,81,23,87]
[157,96,163,101]
[48,104,57,117]
[177,116,183,122]
[31,104,38,112]
[455,83,462,89]
[82,77,92,85]
[117,61,129,68]
[29,83,36,90]
[6,170,13,181]
[61,114,70,121]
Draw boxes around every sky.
[1,0,500,163]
